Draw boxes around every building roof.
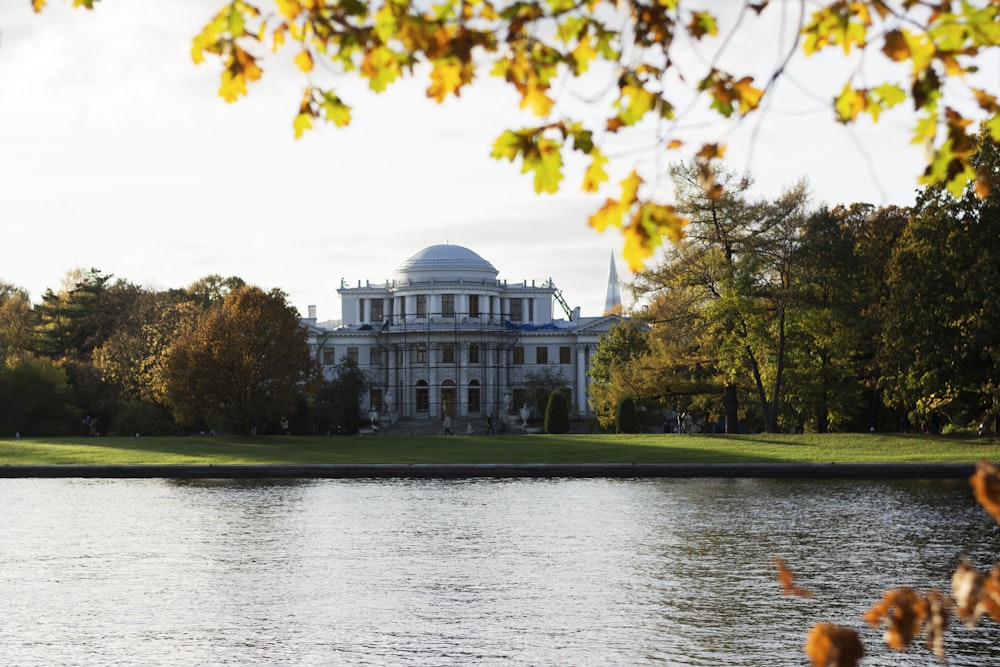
[394,244,498,283]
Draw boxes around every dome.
[394,244,498,283]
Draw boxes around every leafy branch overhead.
[37,0,1000,268]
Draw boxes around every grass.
[1,432,999,466]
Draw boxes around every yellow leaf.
[582,150,609,193]
[219,70,248,103]
[32,0,46,12]
[427,60,466,103]
[491,130,523,162]
[294,49,314,73]
[272,25,286,52]
[589,198,628,232]
[834,83,867,122]
[293,112,313,139]
[733,77,763,114]
[520,84,554,116]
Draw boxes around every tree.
[787,204,908,432]
[32,269,141,361]
[311,357,369,435]
[543,389,570,434]
[0,282,33,362]
[587,318,650,430]
[164,286,318,433]
[0,354,76,436]
[523,365,570,416]
[38,1,1000,266]
[93,290,200,411]
[615,396,640,433]
[883,130,1000,426]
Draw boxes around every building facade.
[303,244,620,426]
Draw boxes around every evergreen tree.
[544,389,570,434]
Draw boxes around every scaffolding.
[368,313,522,423]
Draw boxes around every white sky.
[0,0,979,320]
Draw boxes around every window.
[370,389,383,412]
[370,348,383,366]
[469,294,480,317]
[415,345,427,363]
[513,346,524,365]
[322,347,336,366]
[370,299,383,322]
[510,299,522,322]
[560,346,571,364]
[468,380,481,413]
[441,344,455,364]
[528,298,534,322]
[469,344,480,364]
[347,347,359,363]
[441,294,455,317]
[416,295,427,317]
[415,380,429,412]
[399,298,406,319]
[536,346,548,364]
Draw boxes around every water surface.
[2,478,999,665]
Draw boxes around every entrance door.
[441,379,457,419]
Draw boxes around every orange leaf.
[804,623,864,667]
[774,558,813,597]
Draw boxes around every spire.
[604,251,622,315]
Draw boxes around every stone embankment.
[0,462,976,479]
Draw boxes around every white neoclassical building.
[302,244,621,426]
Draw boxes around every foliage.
[163,285,318,433]
[543,389,570,434]
[36,1,1000,266]
[311,357,369,434]
[615,396,639,433]
[883,130,1000,425]
[524,365,570,414]
[31,269,141,361]
[588,318,651,429]
[0,282,33,362]
[93,291,200,411]
[110,400,177,437]
[0,354,76,436]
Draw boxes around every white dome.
[394,244,498,283]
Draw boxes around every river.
[2,477,999,665]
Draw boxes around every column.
[363,298,371,324]
[576,345,587,414]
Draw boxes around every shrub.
[544,390,570,434]
[616,396,640,433]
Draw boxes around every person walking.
[443,413,454,435]
[486,413,495,435]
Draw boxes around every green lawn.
[1,432,999,465]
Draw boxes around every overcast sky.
[0,1,974,321]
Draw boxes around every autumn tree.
[0,282,33,362]
[588,318,652,430]
[37,1,1000,266]
[164,285,318,433]
[93,290,200,411]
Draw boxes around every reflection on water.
[2,478,999,665]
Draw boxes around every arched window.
[415,380,429,412]
[468,379,481,414]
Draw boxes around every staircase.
[377,416,525,436]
